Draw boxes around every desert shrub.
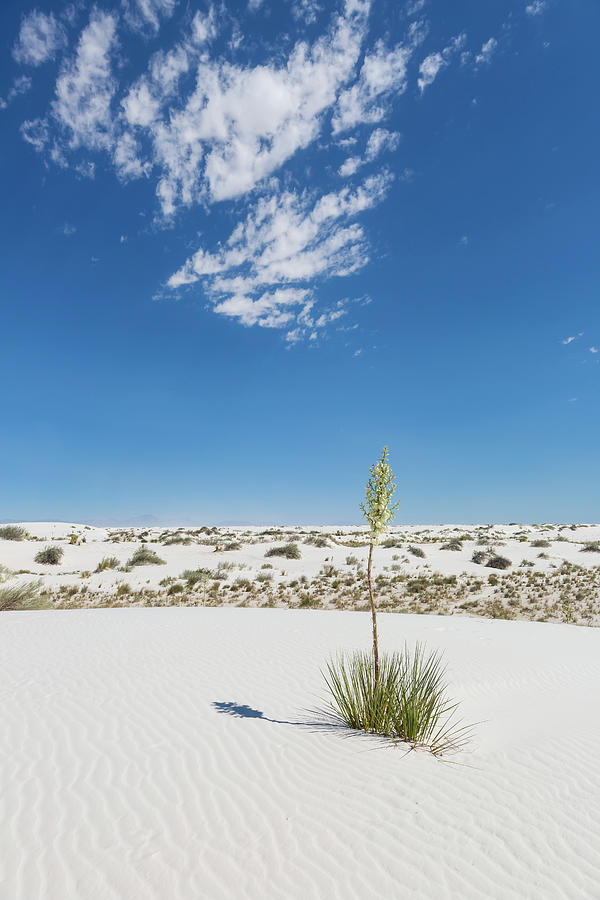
[346,555,359,565]
[163,536,192,545]
[471,550,488,564]
[323,645,469,756]
[486,555,511,570]
[382,538,401,548]
[181,568,211,587]
[0,525,27,541]
[127,546,165,567]
[223,541,242,551]
[256,571,273,582]
[408,546,425,559]
[167,583,184,595]
[34,545,64,565]
[116,583,131,596]
[581,542,600,553]
[304,534,329,547]
[0,580,44,611]
[95,556,119,572]
[531,539,551,548]
[265,543,301,560]
[441,539,462,551]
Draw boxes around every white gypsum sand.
[2,521,600,623]
[1,607,600,899]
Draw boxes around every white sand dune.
[2,608,599,898]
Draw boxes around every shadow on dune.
[211,701,395,748]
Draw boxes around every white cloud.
[590,347,598,354]
[474,37,497,67]
[120,234,128,242]
[123,0,178,35]
[526,1,548,16]
[291,0,322,25]
[146,0,371,213]
[51,10,119,151]
[63,223,76,235]
[13,10,67,67]
[418,33,466,92]
[167,172,392,334]
[0,75,32,111]
[562,336,576,344]
[248,0,265,10]
[332,38,413,132]
[339,127,400,175]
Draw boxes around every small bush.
[486,555,511,570]
[34,545,64,565]
[181,568,211,587]
[116,583,131,596]
[346,555,359,565]
[531,539,551,548]
[471,550,488,564]
[95,556,119,572]
[0,580,44,611]
[304,534,329,547]
[408,546,426,559]
[127,546,165,567]
[440,539,462,551]
[0,525,27,541]
[581,542,600,553]
[167,583,184,595]
[265,543,301,560]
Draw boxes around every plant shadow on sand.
[211,700,399,749]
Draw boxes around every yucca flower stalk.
[360,446,400,689]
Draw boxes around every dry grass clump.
[0,525,27,540]
[0,580,44,611]
[441,539,462,551]
[408,546,426,559]
[265,543,301,560]
[581,542,600,553]
[486,555,511,570]
[127,546,166,566]
[95,556,119,572]
[34,545,64,565]
[324,645,470,756]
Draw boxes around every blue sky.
[0,0,598,525]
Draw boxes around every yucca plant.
[360,446,400,688]
[0,580,44,611]
[323,652,400,736]
[393,644,471,756]
[324,645,471,756]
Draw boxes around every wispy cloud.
[339,127,400,176]
[167,172,392,337]
[525,1,548,17]
[474,37,498,67]
[418,33,465,93]
[590,347,598,354]
[63,223,76,235]
[0,75,32,111]
[13,10,67,67]
[11,0,532,342]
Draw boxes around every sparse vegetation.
[0,580,44,611]
[441,539,462,551]
[0,525,27,540]
[408,546,426,559]
[265,543,301,560]
[95,556,119,572]
[34,545,64,565]
[127,546,166,567]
